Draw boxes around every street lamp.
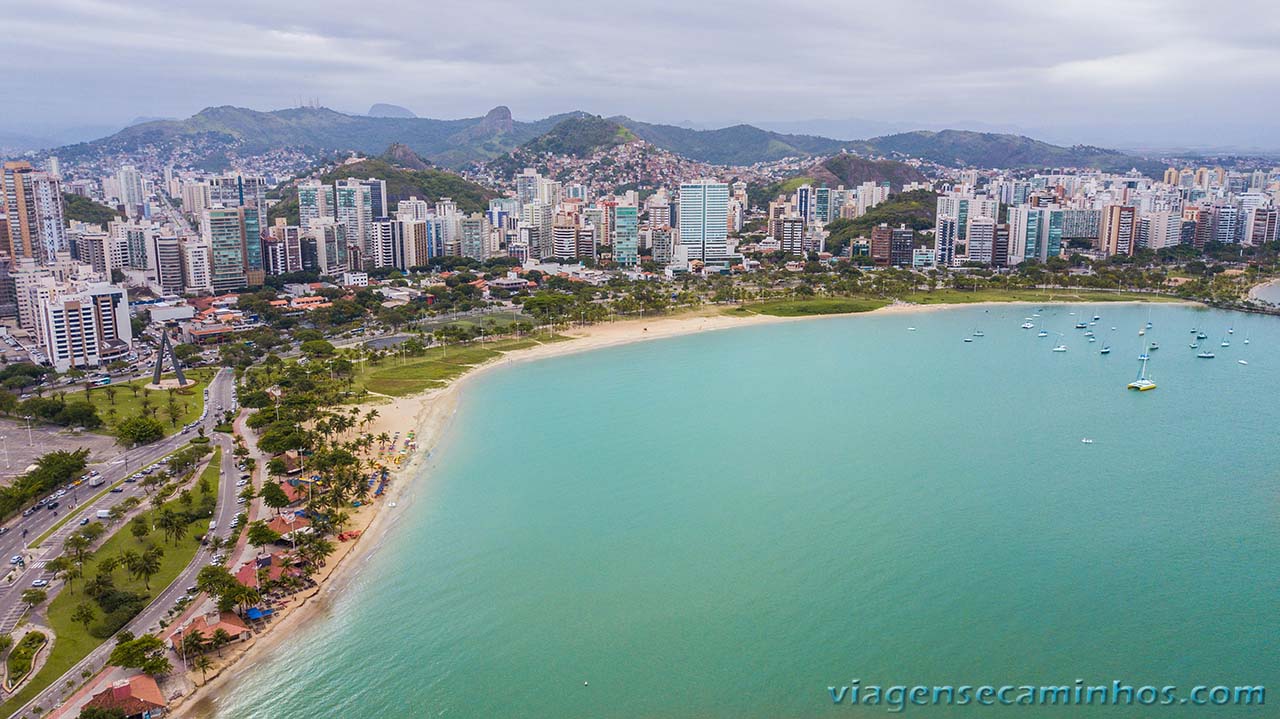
[22,416,32,446]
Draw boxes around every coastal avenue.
[0,368,238,717]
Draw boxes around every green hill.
[823,190,938,256]
[269,154,497,224]
[61,193,122,226]
[809,154,927,190]
[853,130,1162,175]
[521,116,637,158]
[613,117,846,165]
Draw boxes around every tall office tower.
[304,219,348,275]
[613,206,639,267]
[778,216,806,256]
[522,200,554,259]
[537,177,562,208]
[182,181,211,218]
[152,235,184,294]
[208,174,267,210]
[576,222,597,260]
[649,200,671,228]
[1247,207,1278,246]
[515,168,540,207]
[795,185,814,223]
[814,187,832,225]
[4,161,68,263]
[677,180,730,262]
[360,179,388,219]
[964,216,996,265]
[1005,206,1044,265]
[393,217,430,270]
[550,214,579,260]
[458,214,490,260]
[265,219,303,275]
[1142,212,1184,250]
[1163,167,1180,185]
[1100,205,1138,256]
[856,181,891,215]
[201,206,259,292]
[111,219,154,270]
[1209,203,1241,244]
[433,197,460,256]
[298,180,335,230]
[993,223,1011,267]
[935,192,999,266]
[649,225,673,265]
[372,217,397,269]
[335,180,373,268]
[117,164,145,212]
[181,239,213,293]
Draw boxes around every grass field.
[356,336,562,397]
[729,298,890,317]
[0,448,221,716]
[77,369,215,437]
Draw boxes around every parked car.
[31,579,48,587]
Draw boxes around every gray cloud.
[3,0,1278,148]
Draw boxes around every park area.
[79,369,215,437]
[0,447,222,715]
[355,335,567,397]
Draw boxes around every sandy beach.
[168,297,1181,716]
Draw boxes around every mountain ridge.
[49,105,1164,176]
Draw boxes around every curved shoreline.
[170,298,1197,716]
[1248,278,1280,305]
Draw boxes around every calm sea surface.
[201,304,1279,718]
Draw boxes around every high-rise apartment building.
[677,180,730,262]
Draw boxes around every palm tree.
[104,385,117,406]
[194,653,213,681]
[211,628,233,658]
[137,545,163,589]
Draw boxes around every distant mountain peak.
[368,103,417,119]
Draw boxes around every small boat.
[1221,340,1230,347]
[973,330,985,337]
[1084,330,1095,337]
[1190,328,1198,334]
[1228,328,1234,334]
[1094,315,1102,321]
[1081,438,1094,444]
[1197,351,1215,359]
[907,327,917,331]
[1128,356,1156,391]
[1052,344,1068,352]
[1089,337,1097,343]
[1197,332,1207,339]
[1020,322,1034,329]
[1238,360,1249,365]
[1075,322,1088,329]
[1244,337,1250,345]
[1138,328,1146,336]
[1148,342,1159,350]
[1037,330,1049,337]
[963,338,973,343]
[1138,353,1149,361]
[1145,321,1152,328]
[1100,345,1111,354]
[1189,342,1199,349]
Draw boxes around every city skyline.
[3,0,1280,150]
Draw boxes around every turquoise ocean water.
[199,304,1279,718]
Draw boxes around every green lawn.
[730,298,890,317]
[78,369,214,437]
[0,448,221,716]
[356,336,562,397]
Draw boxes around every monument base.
[146,378,194,391]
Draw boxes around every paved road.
[1,369,237,717]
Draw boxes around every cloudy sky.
[4,0,1279,149]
